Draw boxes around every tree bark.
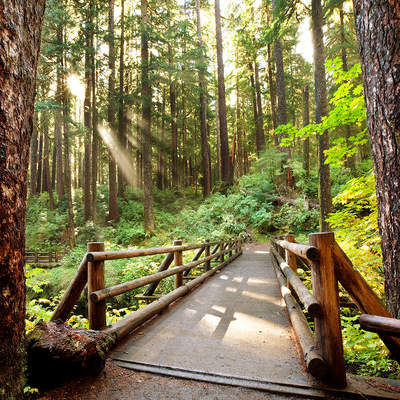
[141,0,155,232]
[84,10,92,221]
[353,0,400,317]
[91,0,98,222]
[312,0,332,231]
[196,0,211,197]
[118,0,126,196]
[169,44,178,189]
[254,61,265,154]
[0,2,45,397]
[30,113,39,195]
[302,86,310,178]
[37,128,43,194]
[108,0,119,222]
[56,24,64,201]
[215,0,232,185]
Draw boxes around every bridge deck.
[112,244,400,399]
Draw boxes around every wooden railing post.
[174,240,183,289]
[285,234,297,273]
[220,241,225,262]
[88,242,106,330]
[309,232,346,387]
[205,239,211,271]
[229,240,233,257]
[55,251,59,262]
[34,251,38,264]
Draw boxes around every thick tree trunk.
[30,113,39,195]
[56,25,64,201]
[141,0,155,232]
[118,0,126,196]
[169,44,178,189]
[302,86,310,178]
[91,0,98,222]
[353,0,400,317]
[215,0,232,185]
[37,128,43,194]
[42,118,50,193]
[196,0,211,197]
[312,0,332,231]
[254,61,265,154]
[0,2,45,397]
[249,64,259,151]
[108,0,119,222]
[84,16,92,221]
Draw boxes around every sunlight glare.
[98,124,135,187]
[67,74,85,100]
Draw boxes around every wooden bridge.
[51,234,400,399]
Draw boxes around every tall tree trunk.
[30,113,39,195]
[118,0,126,196]
[62,35,75,248]
[214,0,232,184]
[0,2,45,397]
[91,0,98,221]
[353,0,400,317]
[84,11,92,221]
[196,0,211,196]
[302,86,310,178]
[254,61,265,154]
[169,44,178,189]
[340,6,355,170]
[108,0,119,222]
[141,0,155,232]
[267,43,278,134]
[312,0,332,231]
[56,25,64,201]
[51,139,57,191]
[42,118,50,193]
[235,72,242,177]
[249,64,259,151]
[36,128,43,194]
[157,91,165,190]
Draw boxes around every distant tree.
[0,1,45,397]
[353,0,400,318]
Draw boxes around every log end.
[305,350,328,380]
[307,302,323,317]
[305,247,320,261]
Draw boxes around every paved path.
[112,244,314,395]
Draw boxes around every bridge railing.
[271,232,400,388]
[51,237,242,343]
[25,250,61,267]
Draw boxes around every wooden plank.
[271,251,327,380]
[309,232,346,387]
[270,247,321,317]
[105,251,241,342]
[360,314,400,338]
[88,242,106,330]
[174,240,183,289]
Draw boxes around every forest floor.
[38,360,307,400]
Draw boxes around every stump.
[26,320,115,389]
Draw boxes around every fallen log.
[26,320,115,389]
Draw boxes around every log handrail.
[272,232,400,387]
[360,314,400,338]
[270,246,321,317]
[272,238,320,262]
[86,242,219,262]
[51,237,242,330]
[90,246,234,303]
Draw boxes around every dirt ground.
[38,360,307,400]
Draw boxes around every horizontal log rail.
[25,250,61,266]
[90,246,234,304]
[86,242,220,263]
[271,232,400,388]
[51,237,242,334]
[270,246,321,317]
[360,314,400,338]
[272,238,320,262]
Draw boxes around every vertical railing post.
[285,234,297,292]
[229,240,233,257]
[309,232,346,387]
[55,251,59,262]
[34,251,38,264]
[220,241,225,262]
[88,242,106,330]
[205,239,210,271]
[174,240,183,289]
